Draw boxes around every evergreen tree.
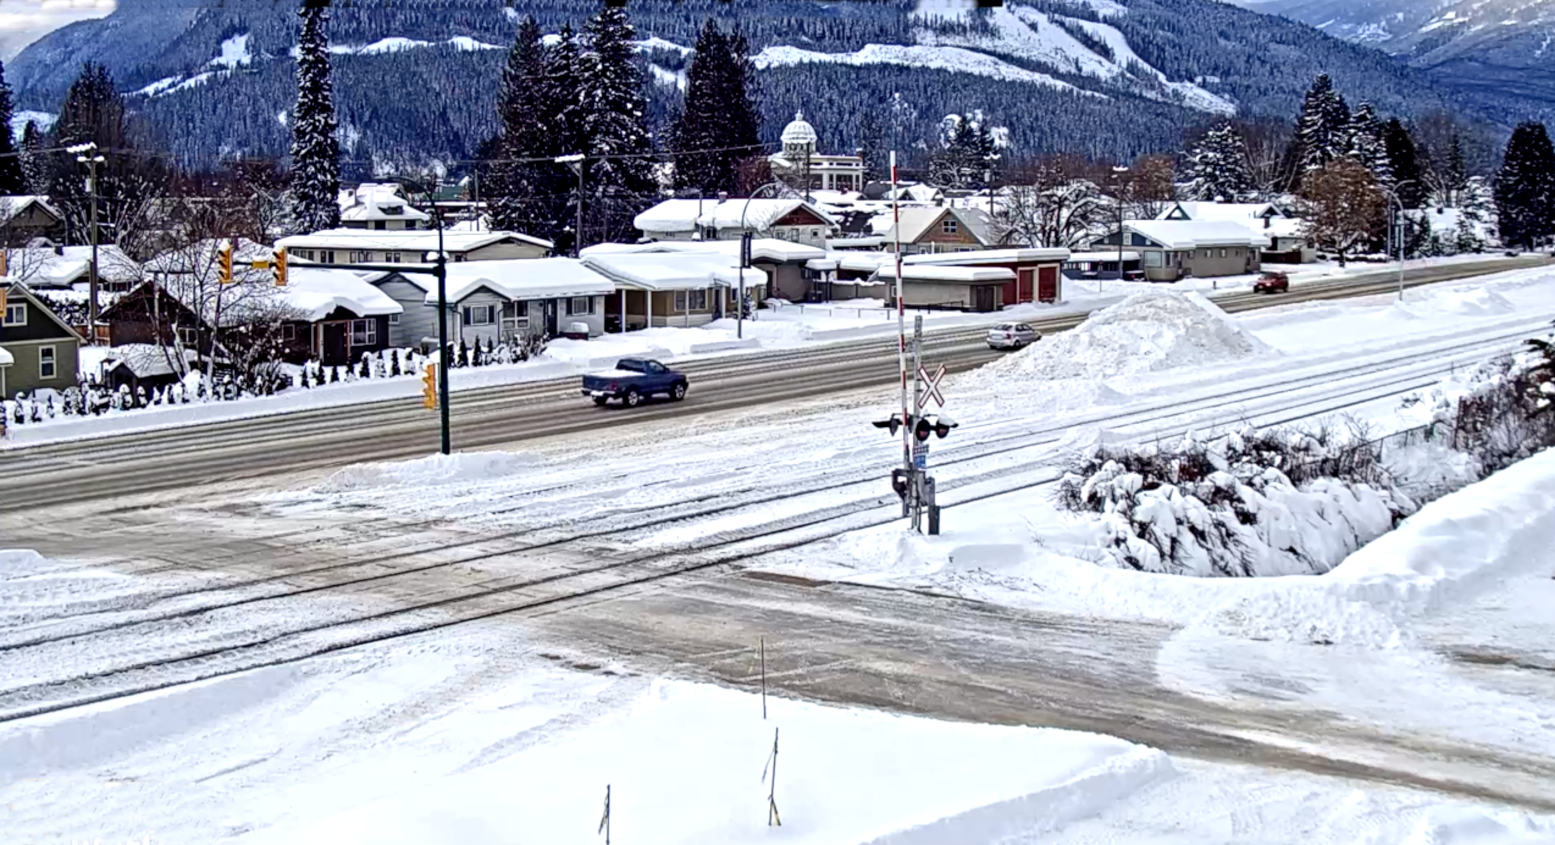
[537,24,586,252]
[578,3,657,246]
[1494,122,1555,250]
[0,61,24,194]
[19,121,45,194]
[1345,102,1391,188]
[1443,133,1469,205]
[857,108,886,183]
[671,20,758,196]
[1183,122,1253,201]
[289,4,341,234]
[488,16,550,234]
[1292,74,1350,182]
[1382,118,1424,208]
[928,112,998,189]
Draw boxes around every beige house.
[633,198,838,249]
[337,183,431,231]
[0,196,66,244]
[880,207,995,255]
[582,252,764,329]
[1091,221,1269,281]
[275,229,553,265]
[876,264,1014,312]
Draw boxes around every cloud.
[0,0,116,61]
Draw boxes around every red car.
[1253,271,1290,294]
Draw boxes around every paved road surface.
[3,256,1546,513]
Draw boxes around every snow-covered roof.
[1158,201,1286,222]
[143,238,272,275]
[4,244,140,288]
[633,199,713,234]
[880,207,992,246]
[1119,220,1271,250]
[338,182,432,224]
[780,111,817,146]
[276,228,553,253]
[632,197,838,234]
[0,346,12,366]
[102,344,200,379]
[1066,251,1142,262]
[877,265,1015,283]
[278,267,402,321]
[0,195,61,222]
[581,237,825,263]
[397,258,615,304]
[1262,217,1307,239]
[827,236,884,249]
[832,251,890,273]
[581,253,767,292]
[903,247,1070,266]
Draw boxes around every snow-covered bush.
[1058,426,1415,577]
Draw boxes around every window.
[3,302,24,326]
[453,254,468,263]
[1144,251,1164,268]
[941,218,959,234]
[503,301,529,319]
[674,289,709,311]
[321,250,336,264]
[388,252,403,263]
[1218,248,1227,258]
[463,304,495,326]
[373,221,387,230]
[388,313,400,325]
[568,296,593,316]
[38,345,55,379]
[350,319,377,346]
[177,326,199,346]
[281,324,296,341]
[350,251,369,263]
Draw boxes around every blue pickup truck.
[581,358,689,407]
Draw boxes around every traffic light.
[933,413,958,439]
[271,248,288,287]
[890,468,910,500]
[421,363,438,409]
[871,413,910,436]
[913,416,933,442]
[218,240,234,285]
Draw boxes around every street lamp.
[69,142,106,341]
[1380,180,1417,302]
[399,176,451,455]
[736,180,788,340]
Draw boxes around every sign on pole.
[912,442,929,470]
[916,364,946,411]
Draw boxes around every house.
[97,344,202,395]
[903,247,1070,304]
[100,279,221,354]
[0,282,84,397]
[879,207,995,255]
[0,196,66,244]
[876,264,1014,313]
[1090,221,1269,282]
[272,268,402,365]
[582,252,765,329]
[768,112,868,193]
[373,258,615,348]
[338,183,430,231]
[1157,201,1312,264]
[276,229,553,265]
[1062,250,1143,281]
[582,238,824,303]
[2,242,141,292]
[632,198,838,248]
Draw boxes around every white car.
[986,322,1041,350]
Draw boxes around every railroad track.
[0,322,1538,723]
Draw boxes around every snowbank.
[251,680,1175,845]
[319,450,545,492]
[965,291,1270,386]
[1199,447,1555,646]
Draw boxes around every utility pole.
[431,196,451,455]
[69,143,105,342]
[1112,165,1130,291]
[559,153,585,258]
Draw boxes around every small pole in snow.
[762,727,782,826]
[598,784,611,844]
[760,636,767,720]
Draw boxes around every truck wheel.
[671,383,687,401]
[625,388,642,408]
[593,396,609,406]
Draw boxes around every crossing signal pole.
[872,314,956,535]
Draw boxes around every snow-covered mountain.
[6,0,1471,169]
[1231,0,1555,113]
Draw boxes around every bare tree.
[993,155,1111,248]
[1227,116,1295,196]
[1300,158,1385,267]
[1119,153,1176,220]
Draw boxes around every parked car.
[986,322,1041,350]
[1253,271,1290,294]
[581,358,688,407]
[561,321,591,340]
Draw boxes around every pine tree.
[289,4,341,234]
[1382,118,1425,208]
[1345,102,1391,188]
[1292,74,1350,181]
[672,20,740,194]
[1444,134,1469,206]
[19,121,45,194]
[857,109,886,183]
[929,112,997,190]
[536,24,586,252]
[489,16,551,234]
[1494,122,1555,250]
[0,61,25,195]
[1183,122,1253,202]
[579,3,657,246]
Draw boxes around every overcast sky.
[0,0,115,61]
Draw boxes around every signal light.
[891,468,910,500]
[218,240,234,285]
[272,248,288,286]
[871,414,910,436]
[914,416,933,442]
[421,363,438,409]
[934,413,958,439]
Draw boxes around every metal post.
[891,151,910,520]
[1397,208,1405,301]
[911,314,924,532]
[618,288,625,334]
[87,159,99,341]
[759,636,767,720]
[575,161,585,258]
[431,197,451,455]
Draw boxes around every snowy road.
[2,255,1544,513]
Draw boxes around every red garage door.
[1038,266,1059,303]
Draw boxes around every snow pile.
[1198,447,1555,646]
[968,291,1269,386]
[320,450,544,492]
[1432,287,1517,317]
[250,680,1176,845]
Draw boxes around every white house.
[338,183,431,231]
[1090,220,1269,281]
[582,237,824,302]
[633,197,838,248]
[767,112,868,193]
[1157,200,1312,263]
[582,252,765,329]
[276,229,553,265]
[373,257,615,348]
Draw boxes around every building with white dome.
[769,111,867,193]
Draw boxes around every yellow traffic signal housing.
[218,240,235,285]
[272,248,288,286]
[421,363,438,409]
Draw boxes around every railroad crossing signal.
[871,412,957,441]
[917,364,946,410]
[218,240,235,285]
[421,363,439,409]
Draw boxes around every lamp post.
[401,176,452,455]
[68,142,105,342]
[1381,180,1417,302]
[737,180,787,340]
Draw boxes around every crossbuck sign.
[916,364,946,411]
